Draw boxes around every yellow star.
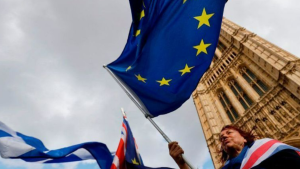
[193,39,211,56]
[132,158,139,165]
[179,64,194,76]
[157,78,172,86]
[194,8,214,29]
[140,10,145,20]
[135,74,147,83]
[126,66,132,72]
[135,30,141,37]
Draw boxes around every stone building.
[192,17,300,168]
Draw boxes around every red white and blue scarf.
[224,138,300,169]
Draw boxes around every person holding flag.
[169,125,300,169]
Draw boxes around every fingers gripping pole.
[104,65,196,169]
[146,117,195,169]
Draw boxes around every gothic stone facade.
[192,18,300,169]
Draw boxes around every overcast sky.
[0,0,299,169]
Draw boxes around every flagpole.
[104,65,196,169]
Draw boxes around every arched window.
[218,41,227,52]
[229,80,253,110]
[212,54,218,62]
[218,91,239,122]
[291,93,300,105]
[240,67,269,96]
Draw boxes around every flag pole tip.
[103,65,107,68]
[121,108,127,117]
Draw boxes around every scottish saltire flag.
[0,121,113,169]
[224,138,300,169]
[107,0,227,117]
[111,115,171,169]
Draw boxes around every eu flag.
[107,0,227,117]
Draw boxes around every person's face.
[220,128,247,153]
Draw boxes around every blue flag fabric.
[107,0,227,117]
[0,121,113,169]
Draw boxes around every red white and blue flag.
[240,138,300,169]
[111,115,143,169]
[111,115,172,169]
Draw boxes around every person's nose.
[222,134,229,141]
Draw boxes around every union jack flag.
[111,115,143,169]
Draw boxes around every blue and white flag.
[0,121,113,169]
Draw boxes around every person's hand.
[168,142,189,169]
